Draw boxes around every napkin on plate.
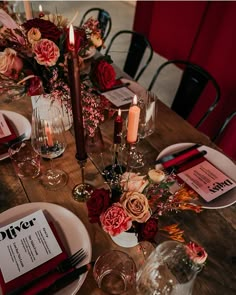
[161,147,201,170]
[0,115,18,145]
[0,222,70,295]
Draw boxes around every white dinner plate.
[0,110,31,160]
[0,202,92,295]
[157,143,236,209]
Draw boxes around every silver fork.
[7,248,87,295]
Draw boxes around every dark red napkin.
[0,223,69,295]
[0,116,18,145]
[162,148,201,170]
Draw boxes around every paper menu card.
[0,210,62,283]
[177,160,236,202]
[102,87,134,107]
[0,112,11,139]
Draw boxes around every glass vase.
[85,126,105,154]
[136,241,203,295]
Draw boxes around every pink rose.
[100,203,132,236]
[185,241,208,265]
[120,172,149,192]
[120,191,151,223]
[33,39,60,66]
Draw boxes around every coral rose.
[120,191,151,223]
[86,188,110,223]
[33,39,60,66]
[0,48,23,79]
[185,241,208,265]
[120,172,149,192]
[100,203,132,236]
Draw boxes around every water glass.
[8,140,40,179]
[93,250,137,294]
[139,92,157,138]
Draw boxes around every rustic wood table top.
[0,79,235,295]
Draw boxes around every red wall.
[133,1,236,159]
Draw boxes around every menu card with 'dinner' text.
[0,210,62,283]
[178,160,236,202]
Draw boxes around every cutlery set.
[7,248,89,295]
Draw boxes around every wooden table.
[0,81,236,295]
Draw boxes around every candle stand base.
[72,183,94,202]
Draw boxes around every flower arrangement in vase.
[86,168,202,246]
[0,9,117,136]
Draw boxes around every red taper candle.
[113,109,123,144]
[67,24,87,162]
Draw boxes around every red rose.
[27,76,44,96]
[86,188,110,223]
[22,18,62,42]
[90,60,116,91]
[138,218,158,242]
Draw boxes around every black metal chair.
[212,111,236,142]
[148,60,221,128]
[79,8,112,46]
[104,30,153,81]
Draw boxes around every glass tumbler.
[8,140,41,179]
[93,250,137,294]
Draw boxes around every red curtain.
[133,1,236,160]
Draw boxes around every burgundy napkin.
[0,222,70,295]
[162,147,201,169]
[0,116,18,144]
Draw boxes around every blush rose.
[100,203,132,236]
[120,191,151,223]
[0,48,23,80]
[120,172,149,192]
[33,39,60,66]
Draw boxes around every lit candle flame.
[118,109,121,116]
[39,4,42,12]
[132,95,137,105]
[69,24,75,47]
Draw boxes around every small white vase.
[110,231,139,248]
[31,95,73,131]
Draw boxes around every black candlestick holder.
[72,159,94,202]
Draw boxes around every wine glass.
[31,105,68,190]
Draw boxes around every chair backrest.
[212,111,236,161]
[104,30,153,81]
[148,60,220,128]
[79,8,112,43]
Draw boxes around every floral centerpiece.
[0,9,116,136]
[86,168,202,244]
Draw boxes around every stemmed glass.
[31,105,68,190]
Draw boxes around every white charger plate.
[0,110,31,160]
[157,143,236,209]
[0,202,92,295]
